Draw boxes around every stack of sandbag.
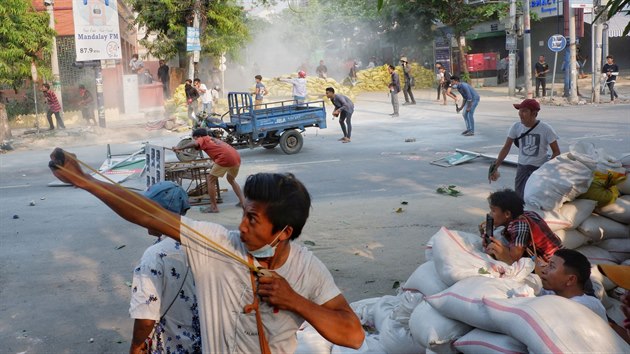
[298,228,629,353]
[260,76,352,104]
[523,142,629,314]
[353,63,434,93]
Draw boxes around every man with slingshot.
[48,148,364,353]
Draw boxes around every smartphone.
[485,214,494,244]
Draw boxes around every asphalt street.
[1,89,628,353]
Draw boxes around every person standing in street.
[400,57,416,105]
[279,71,308,104]
[535,55,549,98]
[254,75,266,109]
[387,64,400,117]
[129,181,202,354]
[316,60,328,79]
[42,83,65,130]
[194,78,212,114]
[78,84,96,126]
[489,99,560,198]
[326,87,354,143]
[439,66,453,105]
[450,76,479,136]
[157,60,170,98]
[602,55,619,103]
[435,63,444,101]
[173,129,245,214]
[184,79,200,125]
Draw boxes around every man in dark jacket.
[157,60,170,98]
[184,79,200,125]
[387,65,400,117]
[326,87,355,143]
[400,57,416,105]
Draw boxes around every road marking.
[276,159,341,166]
[0,184,30,189]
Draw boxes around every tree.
[0,0,55,142]
[125,0,250,64]
[598,0,630,36]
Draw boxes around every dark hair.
[43,83,50,89]
[553,249,591,288]
[193,78,200,83]
[606,55,614,60]
[450,75,461,82]
[388,64,395,70]
[185,79,192,84]
[244,173,311,240]
[325,87,335,94]
[79,84,86,90]
[255,75,262,80]
[192,128,208,138]
[487,189,524,218]
[132,54,139,59]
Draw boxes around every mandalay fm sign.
[72,0,122,61]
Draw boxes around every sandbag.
[557,199,599,228]
[409,301,471,351]
[483,296,629,353]
[575,245,618,265]
[379,315,425,354]
[350,297,381,328]
[453,329,527,354]
[578,170,627,208]
[431,227,535,286]
[577,214,630,241]
[392,290,424,327]
[596,195,630,224]
[524,154,593,211]
[403,261,448,297]
[425,276,537,333]
[618,176,630,195]
[568,141,625,173]
[524,206,571,231]
[295,323,333,354]
[597,238,630,263]
[372,295,399,333]
[331,334,386,354]
[554,229,590,250]
[591,264,618,291]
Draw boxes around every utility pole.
[593,2,605,104]
[45,0,63,108]
[508,0,517,96]
[523,0,532,99]
[188,0,201,80]
[569,7,578,103]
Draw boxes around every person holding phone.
[481,189,562,266]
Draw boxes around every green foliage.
[126,0,250,60]
[598,0,630,36]
[0,0,55,89]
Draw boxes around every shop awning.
[466,31,505,40]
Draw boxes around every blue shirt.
[455,82,479,101]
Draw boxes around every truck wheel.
[175,137,200,161]
[279,130,303,154]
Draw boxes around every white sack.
[295,323,333,354]
[425,276,537,333]
[606,297,627,328]
[568,141,625,173]
[577,214,630,241]
[431,227,534,286]
[523,154,593,211]
[597,238,630,263]
[575,245,618,264]
[554,229,590,250]
[331,334,386,354]
[483,296,629,353]
[557,199,599,228]
[596,195,630,224]
[349,297,381,328]
[393,290,424,326]
[618,176,630,195]
[372,295,399,333]
[453,329,527,354]
[379,315,425,354]
[403,261,448,297]
[524,206,571,231]
[409,301,472,350]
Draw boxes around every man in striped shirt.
[42,83,65,130]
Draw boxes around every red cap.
[298,70,306,78]
[513,99,540,112]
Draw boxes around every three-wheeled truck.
[175,92,327,161]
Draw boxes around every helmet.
[298,70,306,78]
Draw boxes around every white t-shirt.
[179,216,341,353]
[508,120,558,167]
[539,290,607,321]
[280,78,307,97]
[198,83,212,104]
[129,238,201,353]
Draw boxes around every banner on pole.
[72,0,122,61]
[187,27,201,52]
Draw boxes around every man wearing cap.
[129,181,202,354]
[400,57,416,105]
[279,71,308,105]
[173,129,245,213]
[490,99,560,198]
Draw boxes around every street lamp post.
[44,0,63,109]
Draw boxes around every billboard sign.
[72,0,122,61]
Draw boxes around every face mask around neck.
[248,225,288,259]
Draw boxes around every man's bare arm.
[490,138,514,182]
[549,140,560,159]
[130,319,155,354]
[49,148,181,241]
